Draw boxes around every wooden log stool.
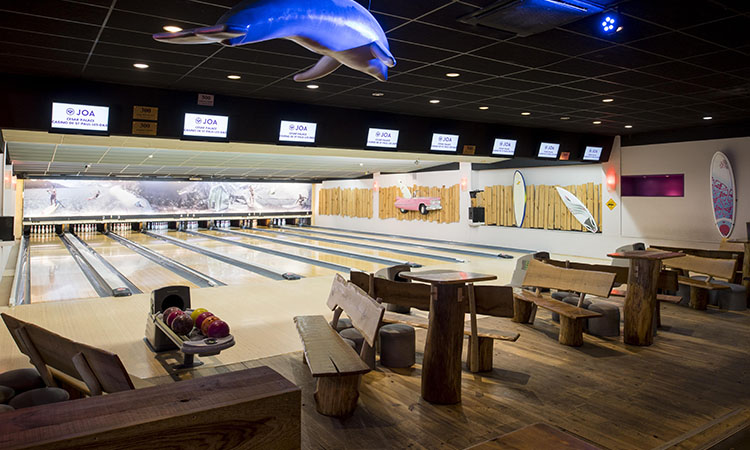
[378,324,415,368]
[587,302,621,337]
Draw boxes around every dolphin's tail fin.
[153,24,246,44]
[293,55,342,82]
[370,41,396,68]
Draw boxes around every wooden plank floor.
[29,235,99,302]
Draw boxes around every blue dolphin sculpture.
[153,0,396,82]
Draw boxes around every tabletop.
[608,250,684,260]
[400,270,497,285]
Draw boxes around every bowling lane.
[233,228,440,266]
[177,230,384,274]
[123,232,267,284]
[79,233,198,291]
[29,235,99,302]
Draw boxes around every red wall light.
[606,168,617,192]
[372,180,379,192]
[460,177,468,191]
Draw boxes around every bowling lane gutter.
[58,233,122,297]
[69,232,142,295]
[212,228,422,268]
[300,225,536,254]
[141,231,301,281]
[105,232,226,288]
[10,235,31,305]
[182,229,353,274]
[257,228,467,262]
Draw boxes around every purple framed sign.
[621,174,684,197]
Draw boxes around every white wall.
[313,135,749,259]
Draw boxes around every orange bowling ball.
[200,315,221,335]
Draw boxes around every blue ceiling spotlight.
[600,11,622,35]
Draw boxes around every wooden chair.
[513,259,616,346]
[350,270,519,373]
[2,313,134,396]
[294,273,385,417]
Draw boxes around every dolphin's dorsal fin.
[370,41,396,67]
[293,55,342,82]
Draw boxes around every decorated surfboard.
[710,151,736,238]
[512,170,526,227]
[555,186,598,233]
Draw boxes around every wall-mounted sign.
[183,113,228,138]
[132,121,157,136]
[492,138,517,156]
[133,106,158,121]
[537,142,560,159]
[583,146,603,161]
[430,133,459,152]
[462,145,476,155]
[366,128,399,148]
[197,93,214,106]
[279,120,317,143]
[560,151,570,161]
[606,198,617,210]
[51,102,109,132]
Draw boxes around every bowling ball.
[190,308,208,322]
[171,314,194,335]
[200,315,221,335]
[206,319,230,339]
[166,310,184,327]
[162,307,181,323]
[195,311,214,329]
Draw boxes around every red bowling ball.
[171,314,194,335]
[162,307,181,324]
[200,315,221,336]
[206,319,230,339]
[195,311,214,329]
[166,309,184,327]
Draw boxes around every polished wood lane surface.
[182,230,384,274]
[81,233,198,291]
[239,228,442,266]
[123,232,266,285]
[29,235,99,302]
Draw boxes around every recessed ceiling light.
[560,116,570,120]
[306,84,319,89]
[445,73,460,78]
[479,106,489,110]
[703,116,713,120]
[429,99,440,104]
[372,92,384,97]
[521,112,531,116]
[602,98,614,103]
[624,125,633,129]
[148,154,154,158]
[163,25,183,33]
[227,74,241,80]
[133,63,149,69]
[592,120,602,124]
[359,163,364,166]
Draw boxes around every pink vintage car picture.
[394,196,442,215]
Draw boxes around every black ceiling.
[1,0,749,136]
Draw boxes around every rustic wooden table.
[608,250,683,346]
[399,270,497,404]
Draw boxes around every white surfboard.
[555,186,598,233]
[513,170,526,227]
[710,152,736,238]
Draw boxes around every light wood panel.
[379,184,460,223]
[484,183,602,232]
[318,187,373,218]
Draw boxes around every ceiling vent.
[459,0,604,37]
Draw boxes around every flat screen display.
[583,146,603,161]
[430,133,459,152]
[366,128,399,148]
[279,120,317,143]
[183,113,228,138]
[51,102,109,132]
[492,138,517,156]
[537,142,560,159]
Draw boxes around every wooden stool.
[378,324,415,368]
[587,303,620,337]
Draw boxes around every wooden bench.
[294,273,385,417]
[465,422,602,449]
[2,313,135,396]
[0,366,301,450]
[513,259,616,346]
[654,248,739,310]
[350,270,518,373]
[653,243,744,285]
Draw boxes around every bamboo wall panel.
[378,184,459,224]
[483,183,602,233]
[318,187,373,218]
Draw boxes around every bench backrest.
[350,270,514,318]
[654,249,737,280]
[719,240,745,252]
[544,258,678,291]
[326,273,385,347]
[2,313,134,394]
[521,259,616,298]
